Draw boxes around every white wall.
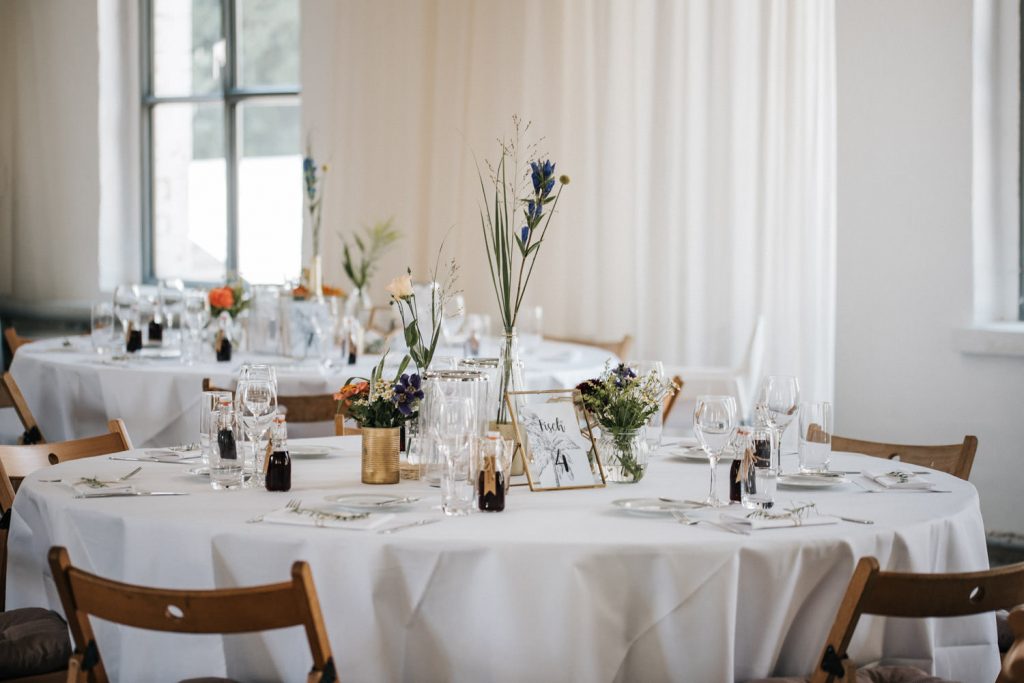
[836,0,1024,535]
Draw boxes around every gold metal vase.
[361,427,400,484]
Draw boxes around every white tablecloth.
[8,443,996,683]
[10,337,610,447]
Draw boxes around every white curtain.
[301,0,836,400]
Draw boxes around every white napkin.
[864,470,934,490]
[261,507,395,531]
[72,481,135,498]
[722,512,840,530]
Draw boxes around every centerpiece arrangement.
[303,144,329,298]
[339,218,402,319]
[335,354,423,484]
[208,279,249,319]
[478,118,569,433]
[577,364,677,483]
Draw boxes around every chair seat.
[747,665,953,683]
[0,608,70,679]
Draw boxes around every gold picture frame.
[505,389,607,491]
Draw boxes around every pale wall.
[835,0,1024,534]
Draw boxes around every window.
[141,0,301,285]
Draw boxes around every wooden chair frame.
[546,334,633,360]
[202,379,336,423]
[832,434,978,481]
[1005,607,1024,683]
[2,371,45,444]
[811,557,1024,683]
[662,375,684,423]
[3,327,32,357]
[48,547,336,683]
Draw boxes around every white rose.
[385,274,414,300]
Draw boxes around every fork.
[670,510,750,535]
[118,466,142,481]
[852,478,951,494]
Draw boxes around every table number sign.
[507,389,606,491]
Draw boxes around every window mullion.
[224,0,239,277]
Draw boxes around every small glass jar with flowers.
[577,364,678,483]
[335,355,423,484]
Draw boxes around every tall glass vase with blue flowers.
[477,119,570,468]
[577,364,678,483]
[335,353,424,484]
[303,143,329,299]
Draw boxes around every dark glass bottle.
[148,320,163,344]
[266,416,291,492]
[478,434,506,512]
[217,401,237,460]
[126,326,143,353]
[729,459,742,503]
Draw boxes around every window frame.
[139,0,301,285]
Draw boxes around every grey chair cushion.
[0,608,70,678]
[747,665,955,683]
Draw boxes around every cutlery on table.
[670,510,749,536]
[658,497,710,508]
[74,491,188,499]
[377,518,442,535]
[118,467,142,481]
[108,455,201,463]
[851,478,951,494]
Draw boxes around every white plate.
[777,473,849,489]
[187,466,251,481]
[289,445,330,459]
[612,498,703,514]
[323,493,419,510]
[667,447,735,463]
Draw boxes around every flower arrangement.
[385,239,460,372]
[303,146,329,261]
[335,354,423,428]
[577,364,678,481]
[339,218,402,293]
[208,279,249,318]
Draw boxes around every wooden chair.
[202,379,336,423]
[3,327,32,357]
[809,556,1024,683]
[546,334,633,360]
[1005,608,1024,683]
[333,409,362,436]
[366,305,399,336]
[662,375,684,423]
[2,371,45,444]
[831,434,978,481]
[48,546,337,683]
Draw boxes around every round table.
[10,337,610,447]
[8,442,996,683]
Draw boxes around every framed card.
[506,389,606,491]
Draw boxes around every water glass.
[209,404,243,489]
[742,425,776,509]
[798,401,832,473]
[237,379,277,487]
[693,395,738,507]
[755,375,800,474]
[519,305,543,351]
[91,302,120,355]
[199,390,233,464]
[628,360,666,449]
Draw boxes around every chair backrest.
[546,334,634,361]
[662,376,684,422]
[366,305,399,335]
[811,556,1024,683]
[1,371,45,444]
[3,327,31,357]
[1003,607,1024,683]
[831,434,977,480]
[334,413,362,437]
[0,420,133,512]
[202,378,336,423]
[48,546,336,683]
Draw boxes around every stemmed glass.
[434,398,475,516]
[628,360,666,449]
[239,362,277,388]
[441,294,467,346]
[693,395,738,507]
[755,375,800,475]
[236,378,277,487]
[181,290,210,365]
[158,278,185,348]
[112,284,139,342]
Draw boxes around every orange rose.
[208,287,234,310]
[334,382,369,402]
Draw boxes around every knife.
[75,491,189,498]
[377,518,441,534]
[109,456,201,463]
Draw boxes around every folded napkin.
[72,481,135,498]
[722,512,840,530]
[864,470,934,490]
[261,507,395,531]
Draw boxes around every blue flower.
[392,373,425,415]
[526,200,542,223]
[521,226,530,243]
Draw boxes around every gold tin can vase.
[361,427,401,484]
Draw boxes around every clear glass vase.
[344,286,373,327]
[495,329,525,424]
[598,428,650,483]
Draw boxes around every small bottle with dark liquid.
[126,323,143,353]
[266,415,291,492]
[730,427,751,503]
[478,432,506,512]
[214,312,233,362]
[216,400,237,461]
[148,320,163,345]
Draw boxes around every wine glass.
[755,375,800,475]
[182,290,210,364]
[442,294,467,346]
[236,378,277,487]
[159,278,185,347]
[239,363,278,389]
[112,284,139,340]
[693,395,738,507]
[90,301,119,355]
[628,360,666,449]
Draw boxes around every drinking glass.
[91,302,120,355]
[239,362,278,390]
[463,314,490,356]
[112,284,139,340]
[742,424,776,509]
[519,305,543,351]
[442,294,467,346]
[693,395,738,507]
[236,379,278,487]
[159,278,185,348]
[199,390,233,464]
[628,360,666,449]
[209,404,243,490]
[755,375,800,475]
[182,290,210,364]
[798,401,832,473]
[435,398,475,516]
